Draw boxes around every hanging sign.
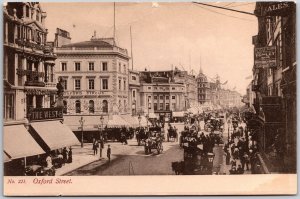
[264,2,295,16]
[254,46,276,68]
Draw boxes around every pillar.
[22,5,26,18]
[14,53,18,86]
[32,95,36,108]
[5,22,8,43]
[22,57,26,84]
[38,61,43,82]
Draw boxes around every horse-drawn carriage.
[136,127,148,146]
[144,131,164,155]
[167,126,178,142]
[103,127,134,142]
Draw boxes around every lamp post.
[99,115,104,159]
[207,152,215,174]
[79,116,85,148]
[138,114,141,128]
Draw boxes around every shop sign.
[254,46,276,68]
[264,2,294,16]
[28,107,63,121]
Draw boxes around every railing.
[45,82,56,87]
[54,46,128,55]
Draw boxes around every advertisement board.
[254,46,276,68]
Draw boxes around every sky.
[41,2,258,95]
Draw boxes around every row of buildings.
[243,2,296,173]
[3,2,242,171]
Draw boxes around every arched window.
[102,100,108,113]
[63,100,67,114]
[75,100,81,113]
[89,100,94,113]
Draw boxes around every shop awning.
[30,121,80,151]
[4,125,45,159]
[4,152,11,163]
[107,115,130,127]
[148,113,159,119]
[173,111,185,117]
[63,115,109,131]
[133,115,149,127]
[120,115,139,127]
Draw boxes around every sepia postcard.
[2,1,297,196]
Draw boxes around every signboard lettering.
[264,2,294,16]
[254,46,276,68]
[28,107,63,121]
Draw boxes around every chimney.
[54,28,71,47]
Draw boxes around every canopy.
[172,111,185,117]
[3,152,11,163]
[148,112,159,119]
[64,115,109,131]
[107,115,130,127]
[31,121,80,151]
[120,115,139,127]
[4,125,45,159]
[133,115,149,127]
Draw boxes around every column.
[38,61,43,82]
[21,57,27,85]
[14,24,17,43]
[23,5,26,18]
[5,22,8,43]
[32,95,36,108]
[42,96,44,108]
[14,53,18,86]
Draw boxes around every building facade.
[54,30,130,116]
[3,2,79,175]
[248,2,296,173]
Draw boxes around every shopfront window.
[102,100,108,113]
[75,100,81,113]
[89,100,94,113]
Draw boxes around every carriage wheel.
[138,139,140,146]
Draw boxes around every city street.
[65,140,183,175]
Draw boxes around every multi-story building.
[196,68,210,104]
[3,2,78,175]
[128,69,141,115]
[248,2,296,173]
[53,29,130,138]
[139,69,187,121]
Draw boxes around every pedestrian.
[62,147,68,164]
[68,147,73,163]
[107,144,111,162]
[225,150,231,165]
[243,152,250,171]
[229,166,237,175]
[99,138,104,158]
[93,138,98,155]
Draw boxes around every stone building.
[3,2,78,175]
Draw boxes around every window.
[124,80,126,90]
[102,62,108,71]
[102,100,108,113]
[159,103,164,110]
[148,87,151,90]
[4,94,14,120]
[154,103,158,111]
[172,96,176,100]
[63,100,67,114]
[124,64,126,73]
[131,76,136,80]
[75,62,81,71]
[62,79,67,90]
[119,79,121,90]
[61,62,67,71]
[124,100,126,111]
[102,79,108,90]
[89,100,94,113]
[160,95,164,100]
[166,103,170,111]
[172,103,176,110]
[88,79,94,90]
[75,100,81,113]
[172,87,175,90]
[154,95,158,100]
[89,62,94,71]
[119,63,121,72]
[75,79,81,90]
[132,90,136,98]
[166,95,169,100]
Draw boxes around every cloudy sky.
[41,2,257,95]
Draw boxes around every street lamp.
[79,116,85,148]
[138,114,141,128]
[99,115,104,159]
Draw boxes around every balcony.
[45,82,56,87]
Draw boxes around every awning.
[148,113,159,119]
[173,111,185,117]
[120,115,139,127]
[4,152,11,163]
[64,115,109,131]
[4,125,45,159]
[133,115,149,127]
[31,121,80,151]
[107,115,130,127]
